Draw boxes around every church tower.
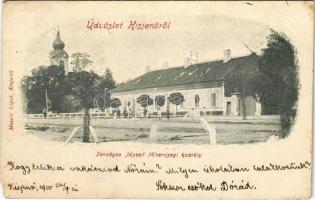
[49,30,69,74]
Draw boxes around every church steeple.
[49,29,69,74]
[53,30,65,50]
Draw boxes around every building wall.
[224,94,261,116]
[111,86,225,116]
[110,85,261,116]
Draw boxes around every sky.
[5,2,291,83]
[2,1,313,144]
[32,15,270,83]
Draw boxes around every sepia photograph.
[22,15,298,146]
[1,1,312,199]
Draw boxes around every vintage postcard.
[0,1,313,199]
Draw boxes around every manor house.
[110,50,262,117]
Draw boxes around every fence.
[25,112,280,120]
[25,112,112,119]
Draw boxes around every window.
[195,95,200,108]
[59,60,65,67]
[211,93,216,107]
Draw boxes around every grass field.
[25,116,280,145]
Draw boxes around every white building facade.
[110,51,262,117]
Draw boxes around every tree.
[70,53,93,72]
[21,66,47,113]
[60,95,82,113]
[137,95,153,107]
[72,71,100,142]
[169,92,185,117]
[100,68,116,89]
[21,65,66,113]
[257,30,299,138]
[110,98,121,108]
[99,68,116,107]
[45,65,66,112]
[155,95,166,108]
[169,92,185,107]
[224,53,261,120]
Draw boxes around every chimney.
[162,62,169,69]
[184,57,190,68]
[145,66,151,73]
[223,49,231,63]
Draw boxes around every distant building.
[110,50,261,117]
[49,31,69,74]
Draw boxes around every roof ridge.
[111,53,258,93]
[147,53,255,74]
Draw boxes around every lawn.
[25,116,280,145]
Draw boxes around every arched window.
[59,60,65,67]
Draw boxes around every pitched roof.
[110,53,259,93]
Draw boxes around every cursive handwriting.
[5,160,311,195]
[220,180,256,191]
[155,180,255,192]
[188,182,217,191]
[203,164,250,173]
[7,161,65,175]
[253,161,311,172]
[124,163,159,174]
[165,166,198,179]
[156,180,186,191]
[7,182,78,194]
[70,164,120,173]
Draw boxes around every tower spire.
[53,29,65,50]
[49,28,69,74]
